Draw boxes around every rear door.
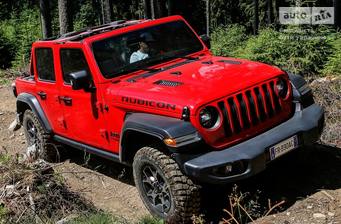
[33,45,65,134]
[56,44,110,149]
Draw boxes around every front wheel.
[133,147,200,223]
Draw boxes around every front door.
[56,45,110,150]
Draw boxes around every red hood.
[111,55,285,118]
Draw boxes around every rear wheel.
[133,147,200,223]
[23,110,59,162]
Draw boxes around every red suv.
[13,16,324,222]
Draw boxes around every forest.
[0,1,340,224]
[0,0,340,77]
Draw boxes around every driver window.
[60,48,91,84]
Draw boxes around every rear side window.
[60,49,90,84]
[35,48,55,81]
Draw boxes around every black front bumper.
[182,103,324,184]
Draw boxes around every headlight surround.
[276,78,289,98]
[199,106,220,129]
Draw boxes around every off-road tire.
[133,146,200,223]
[23,110,59,162]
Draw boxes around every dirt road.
[0,86,149,222]
[0,85,340,223]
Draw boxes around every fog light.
[212,165,233,176]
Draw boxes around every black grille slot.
[245,90,258,125]
[254,87,266,121]
[228,98,241,133]
[153,80,183,87]
[262,84,274,117]
[237,94,250,128]
[270,82,281,112]
[218,101,232,136]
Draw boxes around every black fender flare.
[287,73,314,108]
[119,113,201,162]
[16,93,52,133]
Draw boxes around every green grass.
[138,216,164,224]
[68,213,163,224]
[0,153,11,165]
[0,70,11,86]
[69,212,128,224]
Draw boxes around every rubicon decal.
[121,97,176,110]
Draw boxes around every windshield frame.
[88,18,206,80]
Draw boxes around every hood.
[112,55,285,117]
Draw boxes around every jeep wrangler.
[13,16,324,222]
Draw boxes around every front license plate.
[270,135,298,160]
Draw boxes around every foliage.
[69,212,127,224]
[74,1,100,30]
[322,34,341,76]
[210,24,248,57]
[0,31,14,69]
[211,25,333,75]
[139,216,164,224]
[0,6,41,69]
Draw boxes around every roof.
[44,19,146,43]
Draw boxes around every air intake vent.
[154,80,183,87]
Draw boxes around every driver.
[130,33,155,63]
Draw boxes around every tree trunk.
[39,0,52,39]
[155,0,166,18]
[144,0,151,19]
[335,0,341,29]
[58,0,72,35]
[102,0,111,24]
[167,0,173,16]
[253,0,259,34]
[267,0,273,25]
[150,0,155,19]
[206,0,210,36]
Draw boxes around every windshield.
[92,20,204,78]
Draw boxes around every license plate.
[270,135,298,160]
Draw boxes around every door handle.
[37,91,47,100]
[59,96,72,106]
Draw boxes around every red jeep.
[13,16,324,222]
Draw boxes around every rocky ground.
[0,76,340,223]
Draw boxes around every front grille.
[217,80,283,137]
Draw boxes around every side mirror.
[200,34,211,49]
[68,70,90,90]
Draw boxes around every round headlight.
[199,106,220,129]
[276,78,288,98]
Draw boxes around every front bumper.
[182,103,324,184]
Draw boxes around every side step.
[53,135,120,163]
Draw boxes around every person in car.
[130,33,155,63]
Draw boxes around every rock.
[25,144,37,162]
[327,212,334,217]
[9,134,15,139]
[8,119,21,131]
[0,112,3,115]
[313,213,326,219]
[307,205,313,209]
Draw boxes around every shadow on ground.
[61,143,341,223]
[201,143,341,223]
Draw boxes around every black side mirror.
[68,70,90,90]
[200,34,211,49]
